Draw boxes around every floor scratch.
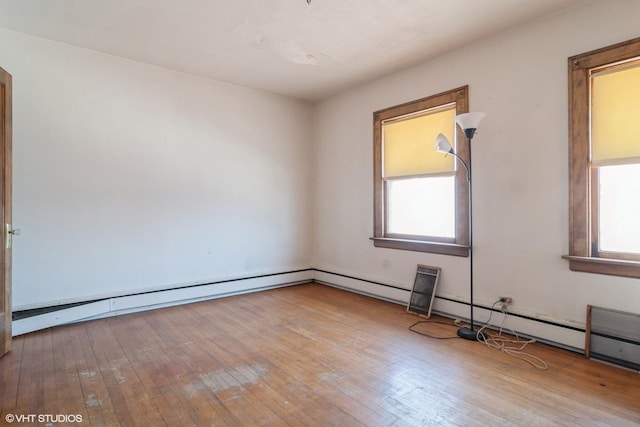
[185,363,270,398]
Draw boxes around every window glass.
[387,176,455,238]
[598,164,640,254]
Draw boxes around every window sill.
[562,255,640,279]
[371,237,469,257]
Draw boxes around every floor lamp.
[434,112,486,341]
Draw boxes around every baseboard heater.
[586,305,640,371]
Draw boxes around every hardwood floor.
[1,283,638,426]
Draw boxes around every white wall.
[3,0,639,348]
[1,29,314,309]
[313,0,640,349]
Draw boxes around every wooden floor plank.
[1,283,639,426]
[0,334,23,411]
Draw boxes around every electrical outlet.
[499,297,513,305]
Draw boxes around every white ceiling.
[0,0,586,102]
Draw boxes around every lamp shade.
[455,112,486,131]
[434,133,454,154]
[591,62,640,166]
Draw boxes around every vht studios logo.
[5,413,83,423]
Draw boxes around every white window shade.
[383,106,456,179]
[591,62,640,166]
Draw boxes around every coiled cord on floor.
[409,302,549,370]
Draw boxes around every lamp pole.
[435,112,486,341]
[456,130,486,341]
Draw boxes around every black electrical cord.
[408,319,460,340]
[408,301,502,340]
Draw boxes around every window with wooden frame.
[372,86,470,256]
[565,37,640,278]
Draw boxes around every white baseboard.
[13,300,112,336]
[314,269,411,304]
[12,269,313,336]
[12,268,586,353]
[313,269,585,352]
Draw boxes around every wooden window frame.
[372,86,470,256]
[564,37,640,278]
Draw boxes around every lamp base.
[457,326,487,341]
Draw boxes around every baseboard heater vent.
[586,305,640,371]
